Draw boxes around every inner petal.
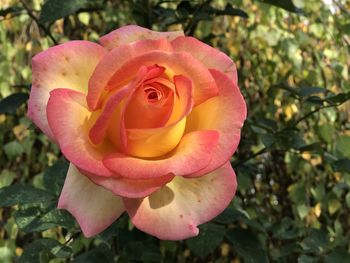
[145,87,162,103]
[123,78,174,130]
[120,74,193,158]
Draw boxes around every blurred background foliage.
[0,0,349,262]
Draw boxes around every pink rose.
[27,25,246,240]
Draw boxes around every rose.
[27,25,246,240]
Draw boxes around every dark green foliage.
[226,228,269,263]
[258,0,303,13]
[39,0,89,23]
[72,243,114,263]
[186,223,226,259]
[0,185,54,207]
[14,205,75,233]
[0,93,28,114]
[19,238,72,263]
[43,158,69,196]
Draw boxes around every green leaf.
[43,158,69,196]
[299,143,323,153]
[186,223,225,259]
[317,124,334,144]
[335,136,350,158]
[14,205,75,232]
[214,207,265,232]
[3,141,24,159]
[272,217,300,240]
[215,4,248,18]
[39,0,89,23]
[325,92,350,104]
[305,96,324,105]
[300,228,328,253]
[258,0,303,13]
[332,159,350,173]
[0,245,13,263]
[72,243,114,263]
[123,240,162,262]
[248,118,277,132]
[346,192,350,208]
[261,133,277,148]
[298,87,327,97]
[324,248,350,263]
[0,93,28,114]
[226,228,268,263]
[297,204,309,219]
[19,238,72,263]
[0,185,54,207]
[298,255,315,263]
[0,170,16,188]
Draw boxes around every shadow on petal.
[149,186,175,209]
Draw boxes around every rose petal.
[87,173,175,198]
[120,75,193,157]
[107,51,217,107]
[100,25,184,50]
[87,39,173,110]
[172,36,238,83]
[47,88,114,177]
[123,162,237,240]
[103,130,219,179]
[88,43,217,110]
[124,84,174,129]
[58,163,124,237]
[184,69,247,177]
[89,85,131,145]
[28,41,106,140]
[122,118,187,158]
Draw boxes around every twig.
[11,84,31,89]
[232,147,267,168]
[184,0,212,36]
[0,12,24,21]
[293,103,341,126]
[19,0,58,45]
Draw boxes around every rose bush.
[27,25,246,240]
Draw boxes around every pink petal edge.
[123,162,237,240]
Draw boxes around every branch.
[293,103,341,126]
[19,0,58,45]
[232,147,267,168]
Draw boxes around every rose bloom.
[27,25,246,240]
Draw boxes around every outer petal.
[87,173,175,198]
[185,69,247,177]
[47,88,114,177]
[28,41,106,140]
[172,36,238,84]
[100,25,184,50]
[103,130,219,179]
[88,42,217,110]
[58,164,125,237]
[123,162,237,240]
[88,38,173,110]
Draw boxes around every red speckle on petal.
[179,214,183,219]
